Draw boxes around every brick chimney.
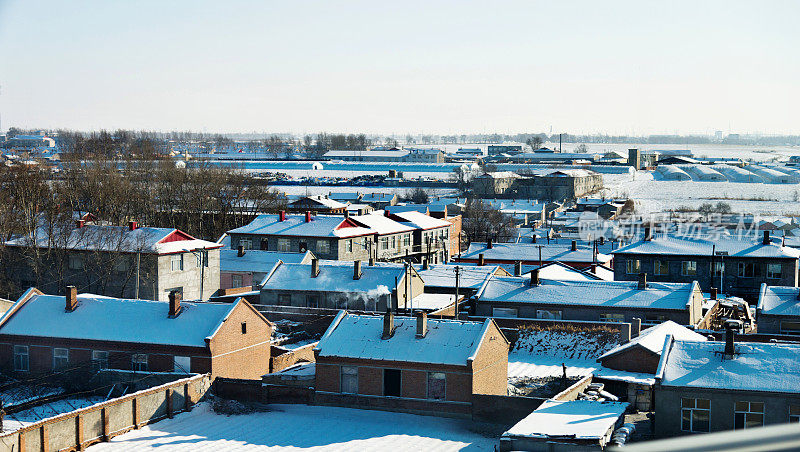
[514,261,522,277]
[168,290,181,317]
[382,309,395,339]
[353,260,362,280]
[369,256,375,266]
[128,220,138,231]
[478,253,485,266]
[305,211,312,223]
[637,272,647,290]
[416,311,428,338]
[422,258,429,270]
[487,237,493,249]
[532,235,537,244]
[763,230,770,245]
[710,287,718,300]
[311,258,320,278]
[75,219,85,229]
[237,245,245,257]
[278,210,286,222]
[631,317,642,338]
[530,269,540,286]
[65,285,78,312]
[571,240,577,251]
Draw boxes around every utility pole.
[454,266,460,318]
[404,261,410,311]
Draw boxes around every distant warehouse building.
[473,169,603,201]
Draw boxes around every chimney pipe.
[514,261,522,277]
[76,219,85,229]
[382,309,395,339]
[65,285,78,312]
[530,269,540,286]
[532,235,537,244]
[128,220,138,231]
[763,230,770,245]
[710,287,718,300]
[724,324,736,356]
[416,311,428,338]
[638,272,647,290]
[590,263,597,274]
[279,210,286,222]
[353,260,362,280]
[369,256,375,266]
[305,211,312,223]
[571,240,577,251]
[487,237,493,249]
[478,253,485,266]
[422,258,429,270]
[384,210,390,217]
[168,290,182,317]
[631,317,642,338]
[644,227,652,241]
[237,245,245,257]
[311,258,320,278]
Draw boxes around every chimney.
[620,323,631,343]
[724,322,736,356]
[353,260,362,280]
[631,317,642,338]
[311,258,320,277]
[644,227,652,241]
[637,272,647,290]
[514,261,522,277]
[75,219,85,229]
[65,285,78,312]
[278,210,286,222]
[532,235,537,244]
[382,309,395,339]
[237,245,245,257]
[710,287,718,300]
[478,253,485,266]
[530,269,540,286]
[128,220,138,231]
[599,236,605,245]
[369,256,375,266]
[416,311,428,338]
[487,237,493,249]
[422,258,429,270]
[168,290,181,317]
[590,263,597,274]
[571,240,577,251]
[763,230,770,245]
[384,210,390,217]
[305,211,312,223]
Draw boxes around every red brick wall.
[357,366,382,396]
[401,369,427,399]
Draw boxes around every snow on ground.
[89,402,496,451]
[3,396,106,432]
[275,185,458,198]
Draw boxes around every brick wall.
[208,301,272,380]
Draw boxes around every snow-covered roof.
[410,293,458,310]
[388,210,450,230]
[0,291,239,348]
[757,284,800,317]
[478,277,697,311]
[261,261,403,294]
[415,264,501,290]
[328,192,362,201]
[360,193,396,202]
[227,214,373,238]
[613,236,800,259]
[316,312,497,366]
[599,320,706,361]
[220,249,312,273]
[502,399,628,440]
[350,213,414,235]
[325,149,409,158]
[657,339,800,394]
[532,261,603,281]
[4,224,221,255]
[289,195,348,209]
[461,242,611,264]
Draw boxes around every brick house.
[755,284,800,335]
[0,287,273,380]
[220,248,313,290]
[287,195,348,214]
[385,210,452,264]
[612,232,800,300]
[314,311,509,416]
[455,241,612,270]
[3,221,222,302]
[654,336,800,436]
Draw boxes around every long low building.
[455,241,611,270]
[756,284,800,335]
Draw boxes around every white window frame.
[492,307,518,318]
[92,350,109,369]
[239,238,252,250]
[340,365,358,394]
[681,398,710,432]
[427,372,446,400]
[53,348,69,370]
[681,260,697,276]
[13,345,29,371]
[231,274,244,288]
[767,263,782,280]
[170,254,183,272]
[132,354,148,372]
[316,239,330,255]
[626,259,640,274]
[737,262,755,278]
[711,261,724,277]
[536,309,562,320]
[790,405,800,423]
[654,259,668,276]
[734,401,764,430]
[278,238,290,252]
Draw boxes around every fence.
[0,373,212,452]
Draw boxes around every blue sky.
[0,0,798,135]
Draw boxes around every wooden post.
[41,424,49,452]
[132,398,139,429]
[166,388,174,418]
[18,430,25,452]
[183,383,191,412]
[101,408,109,441]
[76,414,84,451]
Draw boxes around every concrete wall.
[270,343,316,373]
[156,248,220,301]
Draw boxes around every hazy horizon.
[1,0,798,135]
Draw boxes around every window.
[347,239,353,253]
[317,240,330,254]
[734,401,764,430]
[383,368,401,397]
[380,237,388,251]
[790,405,800,423]
[654,260,668,276]
[278,239,290,252]
[13,345,29,371]
[53,348,69,370]
[403,234,410,247]
[92,350,109,370]
[681,261,697,276]
[600,313,625,322]
[241,322,247,334]
[240,238,252,250]
[306,294,319,308]
[536,310,562,320]
[278,294,291,305]
[681,398,710,432]
[231,274,243,288]
[780,321,800,336]
[767,263,782,279]
[132,354,148,372]
[114,257,130,272]
[644,314,667,325]
[174,356,191,373]
[68,255,84,270]
[260,239,269,250]
[626,259,640,274]
[340,366,358,394]
[170,254,183,272]
[427,372,446,400]
[492,307,518,318]
[737,262,756,278]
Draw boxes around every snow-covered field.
[89,403,496,451]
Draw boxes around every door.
[383,368,401,397]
